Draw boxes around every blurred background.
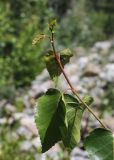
[0,0,114,160]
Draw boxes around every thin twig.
[50,31,107,129]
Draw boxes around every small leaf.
[32,34,46,45]
[44,51,61,79]
[60,48,73,65]
[82,95,94,107]
[35,88,66,153]
[49,19,56,30]
[44,49,72,79]
[84,128,114,160]
[61,94,84,149]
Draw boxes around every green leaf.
[32,34,46,45]
[82,95,94,106]
[61,94,85,149]
[60,48,73,65]
[84,128,114,160]
[49,19,56,30]
[44,50,60,79]
[35,88,66,153]
[44,49,72,79]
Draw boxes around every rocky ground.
[0,41,114,160]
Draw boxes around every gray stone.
[88,53,102,64]
[32,137,41,149]
[0,118,7,125]
[99,64,114,82]
[10,131,19,140]
[5,104,16,114]
[24,108,34,115]
[71,157,88,160]
[20,140,32,151]
[45,144,61,160]
[71,148,89,160]
[35,69,49,82]
[29,80,51,97]
[23,95,31,108]
[70,75,79,83]
[91,87,104,98]
[16,126,33,138]
[94,41,112,52]
[20,115,38,136]
[77,57,89,70]
[96,79,107,88]
[34,154,42,160]
[75,47,86,56]
[64,64,79,75]
[81,77,97,89]
[8,117,15,125]
[109,53,114,63]
[71,148,84,157]
[104,118,114,131]
[0,99,7,108]
[83,63,101,77]
[13,112,24,120]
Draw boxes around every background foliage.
[0,0,114,98]
[0,1,114,159]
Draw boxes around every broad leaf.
[61,94,84,149]
[61,94,93,150]
[84,128,114,160]
[44,49,72,79]
[35,88,66,153]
